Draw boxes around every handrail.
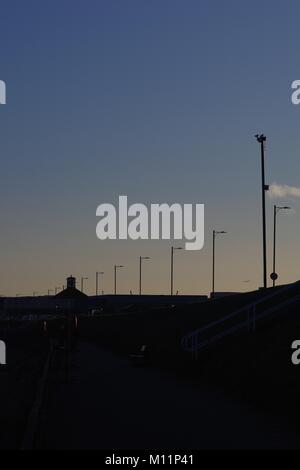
[183,280,300,342]
[181,280,300,353]
[185,293,300,353]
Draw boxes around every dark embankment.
[0,322,49,449]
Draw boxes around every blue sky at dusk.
[1,0,300,296]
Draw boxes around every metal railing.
[181,280,300,355]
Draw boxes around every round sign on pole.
[270,272,278,281]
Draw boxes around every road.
[39,341,300,449]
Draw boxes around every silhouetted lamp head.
[255,134,267,143]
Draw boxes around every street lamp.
[171,246,183,296]
[271,205,291,287]
[81,277,88,293]
[47,289,53,296]
[96,271,104,296]
[114,265,124,295]
[139,256,150,295]
[255,134,269,289]
[212,230,227,296]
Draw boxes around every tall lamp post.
[272,205,291,287]
[114,265,124,295]
[255,134,269,289]
[81,277,88,293]
[212,230,227,296]
[96,271,104,296]
[171,246,183,296]
[139,256,150,295]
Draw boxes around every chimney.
[67,276,76,289]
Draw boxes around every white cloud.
[268,183,300,199]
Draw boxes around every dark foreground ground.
[2,284,300,449]
[77,286,300,431]
[38,341,300,450]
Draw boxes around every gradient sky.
[1,0,300,296]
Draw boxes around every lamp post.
[114,265,124,295]
[47,289,53,296]
[139,257,150,295]
[212,230,227,296]
[171,246,183,296]
[81,277,88,293]
[255,134,269,289]
[96,271,104,296]
[272,205,291,287]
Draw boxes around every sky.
[1,0,300,296]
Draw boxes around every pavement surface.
[39,341,300,449]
